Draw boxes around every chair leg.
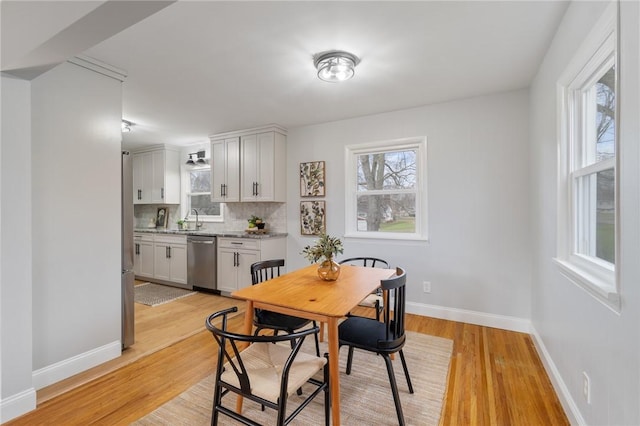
[324,353,330,426]
[399,350,414,394]
[382,354,406,426]
[211,382,222,425]
[346,346,355,375]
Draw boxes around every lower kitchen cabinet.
[134,232,188,287]
[154,237,188,285]
[134,233,154,278]
[217,236,286,293]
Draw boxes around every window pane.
[575,169,615,263]
[189,194,220,216]
[594,66,616,163]
[357,150,416,191]
[190,169,211,192]
[356,193,416,233]
[596,168,615,263]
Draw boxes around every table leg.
[327,317,341,426]
[236,301,255,414]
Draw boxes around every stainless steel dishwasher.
[187,235,217,292]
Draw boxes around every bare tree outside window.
[356,150,417,233]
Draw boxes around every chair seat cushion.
[255,310,311,331]
[220,342,326,403]
[358,293,382,308]
[339,316,387,348]
[339,316,405,352]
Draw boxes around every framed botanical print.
[300,201,326,235]
[300,161,325,197]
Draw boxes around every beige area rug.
[134,331,453,425]
[134,283,197,306]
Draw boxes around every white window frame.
[181,164,224,223]
[555,2,619,311]
[344,137,428,241]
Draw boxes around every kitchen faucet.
[190,208,202,230]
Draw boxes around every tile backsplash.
[134,202,286,233]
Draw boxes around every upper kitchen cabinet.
[210,137,240,202]
[210,125,287,203]
[132,146,181,204]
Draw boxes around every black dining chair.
[338,266,414,426]
[205,307,330,426]
[250,259,321,357]
[338,257,390,321]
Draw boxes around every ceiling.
[3,1,569,151]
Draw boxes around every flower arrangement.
[301,233,344,264]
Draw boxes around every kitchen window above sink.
[182,165,224,223]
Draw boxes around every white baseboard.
[406,301,531,333]
[530,326,585,426]
[0,387,36,423]
[32,340,121,390]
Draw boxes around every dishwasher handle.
[190,240,214,244]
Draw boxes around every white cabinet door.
[211,137,240,202]
[217,248,239,293]
[236,249,259,290]
[169,244,187,285]
[153,243,171,281]
[133,152,153,204]
[151,150,166,203]
[255,132,276,201]
[134,240,154,278]
[241,134,258,201]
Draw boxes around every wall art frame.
[156,207,168,228]
[300,201,326,235]
[300,161,326,197]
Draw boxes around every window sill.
[344,232,428,242]
[552,258,620,313]
[185,217,224,223]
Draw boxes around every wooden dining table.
[231,263,395,426]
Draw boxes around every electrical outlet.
[582,371,591,404]
[422,281,431,293]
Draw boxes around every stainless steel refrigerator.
[122,151,135,348]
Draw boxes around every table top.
[232,264,395,318]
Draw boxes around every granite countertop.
[133,228,287,239]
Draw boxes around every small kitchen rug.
[134,283,197,307]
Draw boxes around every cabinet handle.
[135,243,139,255]
[253,182,257,196]
[161,187,164,199]
[166,246,170,258]
[137,189,142,200]
[234,252,239,267]
[224,184,227,197]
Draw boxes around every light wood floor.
[7,289,568,425]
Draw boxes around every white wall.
[0,75,36,421]
[30,62,123,386]
[529,1,640,424]
[286,89,532,326]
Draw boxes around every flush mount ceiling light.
[313,50,359,83]
[122,119,133,133]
